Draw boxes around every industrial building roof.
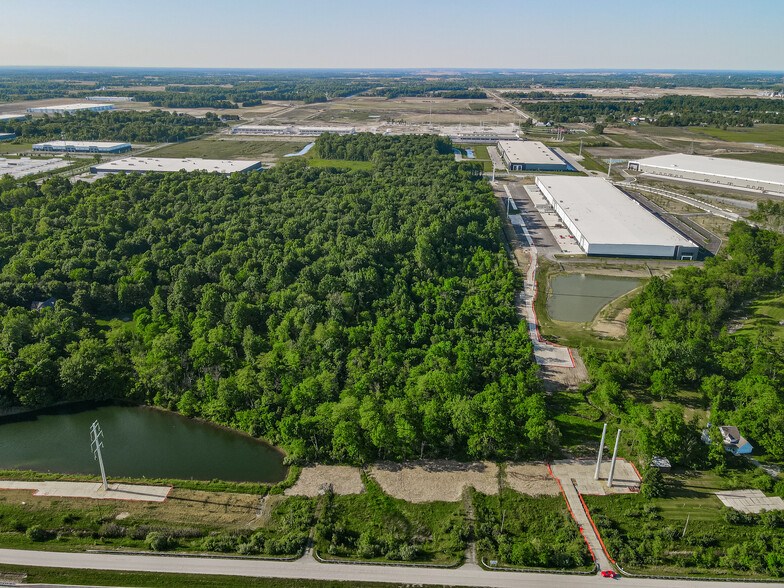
[536,176,695,247]
[498,140,563,165]
[631,153,784,187]
[34,141,131,149]
[27,103,113,112]
[0,114,26,121]
[91,157,262,174]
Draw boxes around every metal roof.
[498,140,563,165]
[630,153,784,188]
[536,176,695,248]
[91,157,262,174]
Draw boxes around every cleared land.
[504,463,560,496]
[371,460,499,503]
[284,466,364,497]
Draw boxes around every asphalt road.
[1,548,781,587]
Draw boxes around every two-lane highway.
[1,548,781,587]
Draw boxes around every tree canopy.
[0,135,545,463]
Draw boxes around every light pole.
[594,423,607,480]
[90,420,108,491]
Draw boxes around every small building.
[30,297,57,311]
[0,133,15,141]
[27,103,114,114]
[719,426,754,455]
[497,140,570,172]
[90,157,263,175]
[650,456,671,473]
[33,141,132,154]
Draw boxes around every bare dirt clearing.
[371,460,498,503]
[285,465,364,497]
[504,463,560,496]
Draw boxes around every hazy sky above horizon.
[1,0,782,71]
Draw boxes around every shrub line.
[86,548,304,562]
[312,548,461,569]
[480,556,598,575]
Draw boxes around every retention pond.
[0,404,286,483]
[547,273,641,323]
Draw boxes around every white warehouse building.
[628,153,784,195]
[34,141,132,154]
[498,140,570,171]
[536,176,699,259]
[90,157,263,175]
[27,103,114,114]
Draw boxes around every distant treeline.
[501,91,592,99]
[0,110,225,143]
[372,83,486,99]
[525,96,784,126]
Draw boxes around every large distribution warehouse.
[27,103,114,114]
[536,176,698,259]
[90,157,263,174]
[33,141,132,154]
[628,153,784,194]
[498,140,570,171]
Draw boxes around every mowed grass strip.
[735,290,784,340]
[306,159,372,170]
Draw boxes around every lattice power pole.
[90,420,108,491]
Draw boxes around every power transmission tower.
[90,420,109,491]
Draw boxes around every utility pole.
[90,420,108,491]
[579,138,583,157]
[500,509,506,535]
[594,423,607,480]
[608,160,613,179]
[682,514,690,537]
[607,429,622,487]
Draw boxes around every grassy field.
[0,141,33,154]
[0,564,407,588]
[306,159,372,171]
[144,139,310,160]
[584,469,784,578]
[689,125,784,148]
[315,475,467,565]
[0,485,312,556]
[735,290,784,340]
[715,151,784,166]
[473,489,593,570]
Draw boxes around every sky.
[1,0,782,71]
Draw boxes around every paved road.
[483,88,537,124]
[1,548,780,588]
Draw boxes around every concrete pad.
[550,458,641,495]
[716,489,784,513]
[0,480,171,502]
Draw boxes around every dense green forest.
[0,110,225,143]
[584,223,784,461]
[524,96,784,126]
[0,135,547,462]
